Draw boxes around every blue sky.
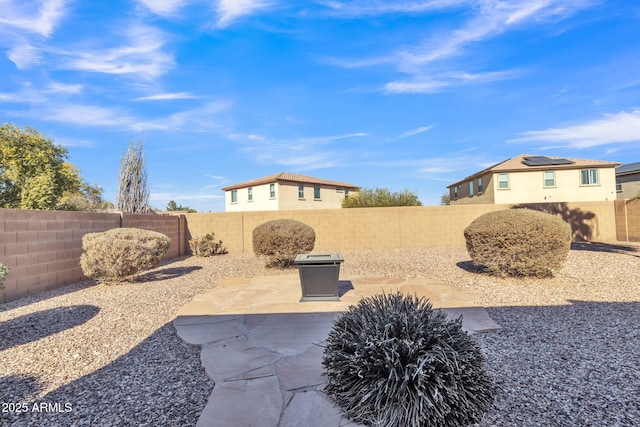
[1,1,639,211]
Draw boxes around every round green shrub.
[323,292,494,427]
[464,208,571,278]
[252,219,315,267]
[80,228,171,283]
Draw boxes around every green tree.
[0,122,84,209]
[56,183,114,211]
[117,139,150,213]
[166,200,197,213]
[342,187,422,208]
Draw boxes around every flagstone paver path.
[174,275,501,427]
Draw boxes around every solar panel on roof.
[522,156,574,166]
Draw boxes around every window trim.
[231,189,238,203]
[497,173,510,190]
[247,187,253,201]
[543,170,556,188]
[616,177,622,192]
[269,183,276,198]
[298,184,305,199]
[580,169,599,186]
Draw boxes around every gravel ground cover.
[1,243,639,426]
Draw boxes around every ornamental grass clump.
[189,232,227,257]
[252,219,315,267]
[323,292,494,427]
[464,208,571,278]
[80,228,171,283]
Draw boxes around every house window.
[469,181,474,195]
[477,177,483,193]
[498,173,509,189]
[270,183,276,198]
[544,171,556,187]
[298,185,304,199]
[616,177,622,192]
[247,187,253,201]
[231,190,238,203]
[345,189,349,198]
[314,186,321,199]
[453,186,458,199]
[580,169,599,185]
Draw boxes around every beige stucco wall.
[449,172,494,204]
[617,173,640,199]
[225,182,350,211]
[453,168,617,205]
[493,168,617,204]
[225,183,279,212]
[277,183,348,210]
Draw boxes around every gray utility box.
[294,253,344,302]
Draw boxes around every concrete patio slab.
[174,274,501,427]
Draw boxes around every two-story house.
[616,162,640,199]
[221,172,359,212]
[447,154,619,205]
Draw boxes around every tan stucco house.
[616,162,640,199]
[447,154,620,205]
[221,172,359,212]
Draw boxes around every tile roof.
[448,154,620,188]
[221,172,359,191]
[616,162,640,175]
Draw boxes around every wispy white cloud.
[508,110,640,148]
[137,0,188,17]
[321,0,467,16]
[397,125,433,139]
[0,0,67,37]
[397,0,593,69]
[131,101,231,132]
[45,82,83,94]
[327,0,593,93]
[39,103,135,128]
[61,25,174,79]
[7,44,42,69]
[385,69,521,93]
[215,0,273,28]
[135,92,197,101]
[238,131,366,170]
[22,99,231,132]
[51,136,95,147]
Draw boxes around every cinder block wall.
[185,201,618,254]
[0,209,121,302]
[0,210,185,303]
[122,213,182,258]
[0,202,619,303]
[615,199,640,242]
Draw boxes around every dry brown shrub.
[80,228,171,283]
[464,208,571,278]
[189,232,227,257]
[252,219,315,267]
